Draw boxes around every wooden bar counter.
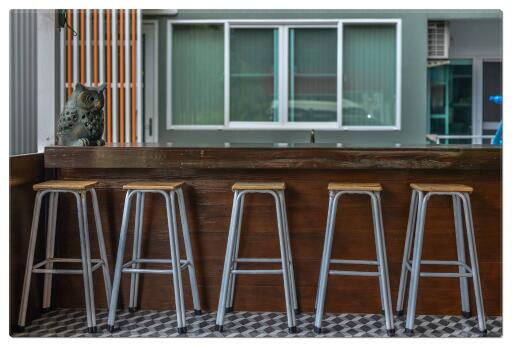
[42,144,502,316]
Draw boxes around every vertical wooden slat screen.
[119,10,124,143]
[61,8,143,144]
[106,10,112,143]
[111,9,118,143]
[124,10,130,143]
[131,9,136,143]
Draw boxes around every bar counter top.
[44,143,501,170]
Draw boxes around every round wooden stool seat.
[122,181,184,191]
[327,182,383,192]
[33,180,97,191]
[410,183,473,193]
[232,182,285,191]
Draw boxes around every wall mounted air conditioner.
[428,20,450,59]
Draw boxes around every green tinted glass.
[172,24,224,125]
[230,28,279,122]
[343,24,396,126]
[289,28,337,122]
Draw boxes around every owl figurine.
[57,83,106,146]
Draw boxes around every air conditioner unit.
[428,21,450,59]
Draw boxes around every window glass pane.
[289,28,337,122]
[172,24,224,125]
[230,28,279,122]
[343,24,396,126]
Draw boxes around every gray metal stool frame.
[396,187,487,336]
[215,185,299,333]
[314,187,395,336]
[17,185,111,334]
[107,184,201,334]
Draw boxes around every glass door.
[428,59,473,144]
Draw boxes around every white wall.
[10,9,58,155]
[449,19,502,58]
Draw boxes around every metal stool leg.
[372,192,395,336]
[74,193,93,332]
[405,192,429,335]
[129,192,143,312]
[42,192,59,312]
[314,191,338,333]
[396,190,418,317]
[461,193,487,336]
[80,192,97,332]
[169,191,187,333]
[453,195,471,318]
[279,190,299,315]
[274,191,296,333]
[132,193,145,311]
[226,194,244,313]
[90,188,112,308]
[176,188,202,315]
[17,191,45,330]
[107,190,135,332]
[215,191,243,332]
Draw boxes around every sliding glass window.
[230,28,279,122]
[171,24,224,125]
[342,24,397,127]
[167,20,400,129]
[288,28,337,123]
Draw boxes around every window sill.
[167,124,401,131]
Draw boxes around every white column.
[36,10,57,151]
[73,9,78,87]
[136,10,142,143]
[112,9,118,142]
[124,9,131,143]
[86,9,91,86]
[99,9,105,85]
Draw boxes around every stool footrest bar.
[329,270,380,276]
[235,258,282,263]
[122,268,174,275]
[418,271,473,278]
[330,259,379,265]
[121,262,189,274]
[123,259,190,267]
[405,259,472,277]
[32,258,104,274]
[231,269,283,275]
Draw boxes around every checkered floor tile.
[14,309,502,337]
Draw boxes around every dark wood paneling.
[10,153,46,334]
[50,162,501,317]
[44,145,501,170]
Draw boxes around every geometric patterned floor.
[14,309,502,338]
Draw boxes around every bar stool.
[314,183,395,336]
[396,183,487,336]
[215,182,299,333]
[107,181,201,334]
[17,180,111,333]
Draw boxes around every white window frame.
[166,19,402,131]
[472,57,502,143]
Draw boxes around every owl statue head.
[74,83,106,111]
